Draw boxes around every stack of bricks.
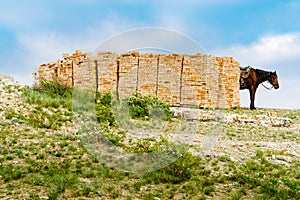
[38,50,240,109]
[73,56,95,91]
[39,50,90,87]
[117,52,139,97]
[216,57,240,108]
[94,52,118,93]
[157,54,182,106]
[38,62,58,83]
[137,54,159,98]
[181,54,221,108]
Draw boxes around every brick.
[38,50,240,109]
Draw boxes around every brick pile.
[118,52,139,97]
[216,57,240,108]
[157,54,182,106]
[38,50,240,109]
[94,52,118,93]
[39,50,89,87]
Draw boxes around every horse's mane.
[254,68,271,84]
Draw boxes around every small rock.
[0,121,10,126]
[272,159,290,167]
[267,111,277,117]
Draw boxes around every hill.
[0,75,299,199]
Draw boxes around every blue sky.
[0,0,300,109]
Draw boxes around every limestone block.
[38,50,241,109]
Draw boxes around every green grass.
[0,81,299,199]
[1,125,300,199]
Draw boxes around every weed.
[35,79,73,99]
[144,151,200,184]
[126,92,172,121]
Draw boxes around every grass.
[226,106,300,121]
[0,81,299,199]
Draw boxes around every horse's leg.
[249,86,257,110]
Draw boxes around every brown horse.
[240,67,279,110]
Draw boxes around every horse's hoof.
[250,107,256,110]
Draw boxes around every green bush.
[145,151,200,184]
[22,83,172,128]
[95,92,115,126]
[34,80,73,99]
[127,92,172,121]
[95,104,115,126]
[22,81,72,110]
[95,91,112,106]
[94,92,172,126]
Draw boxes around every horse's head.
[268,71,279,89]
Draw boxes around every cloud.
[214,33,300,66]
[214,33,300,109]
[6,16,147,85]
[93,27,206,54]
[4,33,79,85]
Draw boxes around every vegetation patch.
[0,80,299,199]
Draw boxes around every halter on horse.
[240,66,279,110]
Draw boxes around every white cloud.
[14,26,204,85]
[214,33,300,66]
[214,33,300,109]
[93,27,205,54]
[4,33,79,85]
[9,17,146,85]
[19,33,75,64]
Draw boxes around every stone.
[170,107,292,127]
[267,111,277,117]
[38,50,240,109]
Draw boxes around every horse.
[240,66,279,110]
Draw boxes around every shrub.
[95,92,115,126]
[94,92,172,126]
[34,80,73,99]
[126,92,172,121]
[22,82,72,110]
[144,150,200,184]
[95,91,112,106]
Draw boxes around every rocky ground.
[0,74,300,199]
[0,75,77,133]
[169,107,300,166]
[1,74,299,167]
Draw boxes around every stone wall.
[38,50,240,109]
[39,50,90,87]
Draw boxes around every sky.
[0,0,299,109]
